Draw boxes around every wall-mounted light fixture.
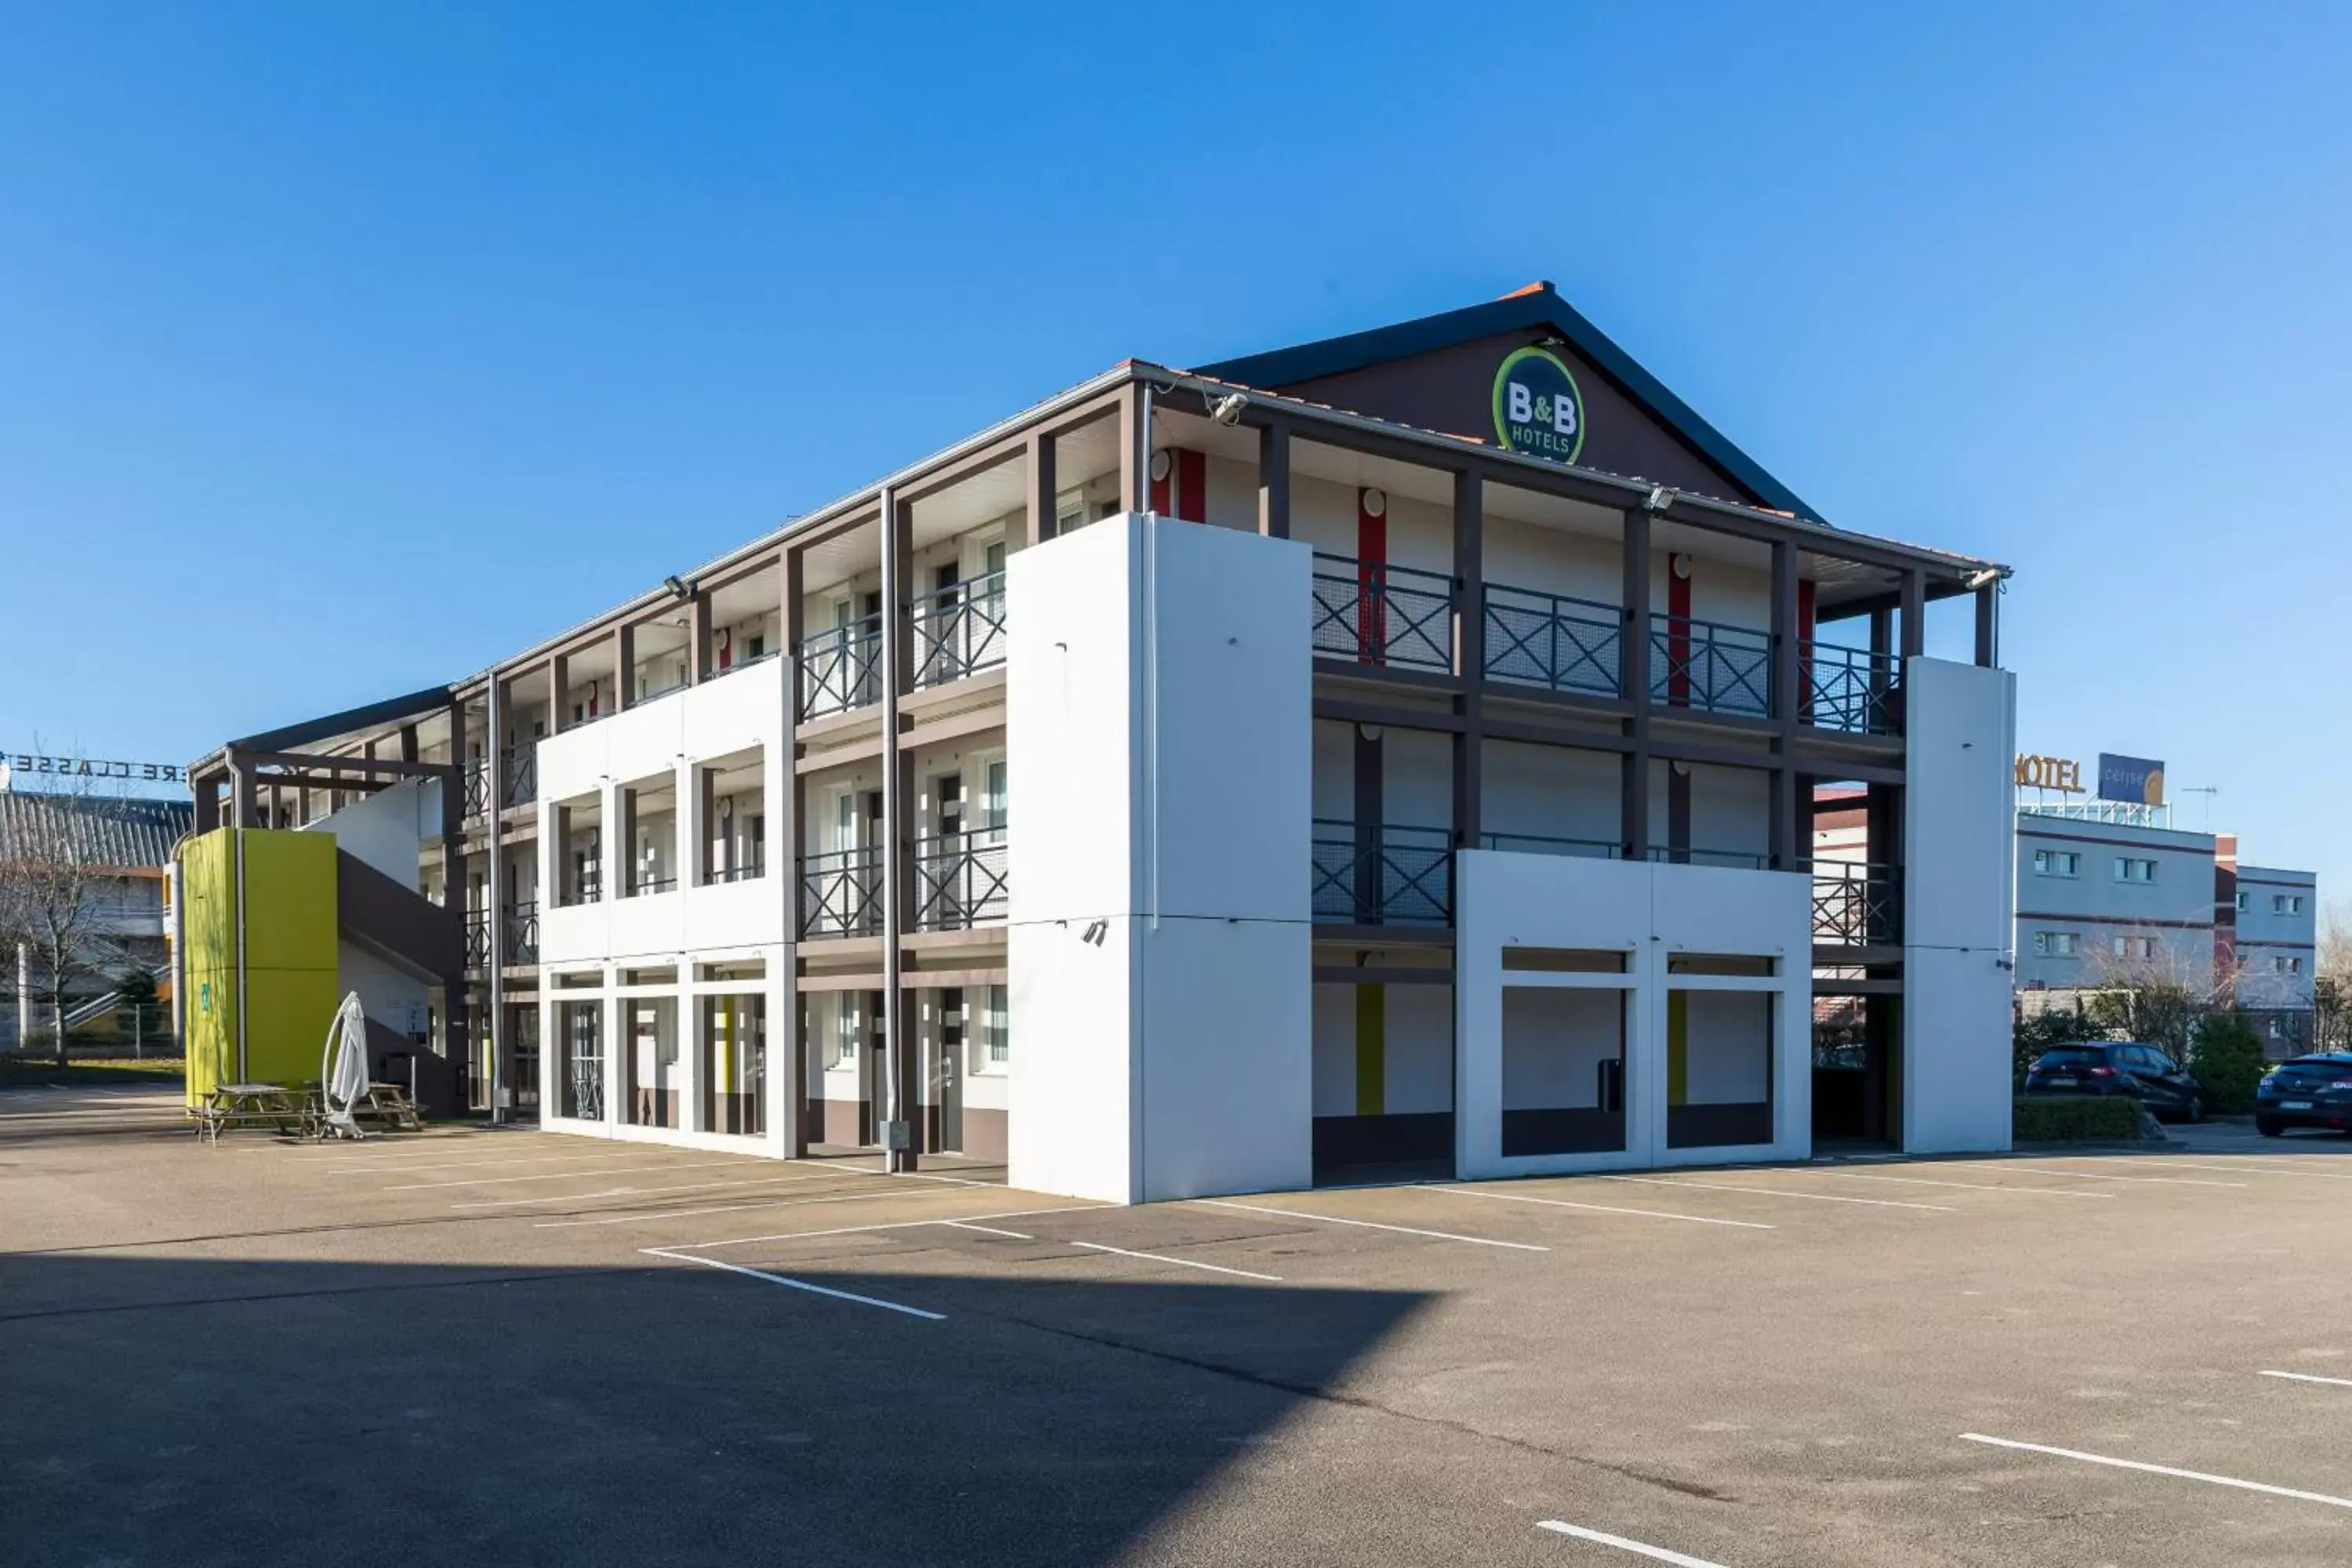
[663,574,690,600]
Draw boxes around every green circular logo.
[1493,346,1585,463]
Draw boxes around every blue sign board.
[2097,753,2165,806]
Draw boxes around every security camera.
[1210,393,1248,426]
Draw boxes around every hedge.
[2013,1094,2151,1143]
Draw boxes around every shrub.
[2013,1094,2150,1143]
[2189,1011,2267,1115]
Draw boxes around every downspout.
[234,825,248,1083]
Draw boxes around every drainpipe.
[234,825,249,1083]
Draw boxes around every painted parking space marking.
[673,1203,1106,1250]
[1432,1185,1774,1231]
[940,1220,1034,1240]
[450,1171,842,1209]
[385,1157,756,1192]
[1066,1239,1283,1282]
[1810,1170,2114,1199]
[1598,1174,1953,1212]
[1536,1519,1726,1566]
[2167,1160,2352,1182]
[1959,1433,2352,1511]
[535,1183,966,1229]
[641,1247,945,1320]
[2260,1370,2352,1388]
[1196,1198,1550,1251]
[334,1149,717,1175]
[1997,1165,2246,1189]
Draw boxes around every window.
[983,984,1008,1064]
[2235,891,2249,912]
[2111,935,2156,960]
[2114,857,2156,883]
[2034,931,2079,957]
[2274,894,2306,916]
[2032,849,2080,878]
[833,997,858,1065]
[2275,955,2304,975]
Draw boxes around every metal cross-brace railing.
[797,615,884,721]
[1483,582,1624,697]
[1311,554,1456,672]
[1312,820,1453,927]
[1812,861,1902,946]
[913,829,1008,931]
[1802,641,1902,735]
[912,570,1007,689]
[461,760,491,821]
[1650,612,1773,717]
[503,900,539,964]
[500,747,537,809]
[800,846,883,939]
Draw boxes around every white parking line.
[941,1220,1034,1240]
[387,1158,754,1192]
[1068,1240,1283,1282]
[1194,1198,1550,1251]
[1433,1185,1775,1231]
[1599,1174,1955,1212]
[677,1203,1106,1250]
[1536,1520,1725,1566]
[1812,1170,2114,1199]
[2260,1370,2352,1388]
[2168,1161,2352,1183]
[642,1247,945,1321]
[536,1184,958,1229]
[335,1149,709,1175]
[1959,1432,2352,1510]
[450,1171,844,1209]
[1998,1165,2246,1189]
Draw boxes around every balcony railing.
[1646,845,1772,870]
[1483,584,1622,698]
[1813,861,1900,946]
[798,615,883,721]
[1312,820,1452,927]
[1802,641,1901,735]
[1312,554,1455,672]
[913,827,1008,931]
[502,747,536,809]
[557,869,601,909]
[703,861,766,886]
[625,872,678,898]
[913,570,1007,689]
[1651,612,1772,718]
[1479,831,1622,861]
[464,911,490,967]
[800,846,882,939]
[462,759,491,821]
[504,900,539,964]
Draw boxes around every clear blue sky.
[4,4,2347,900]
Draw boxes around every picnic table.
[192,1082,321,1144]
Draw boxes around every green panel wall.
[179,828,339,1105]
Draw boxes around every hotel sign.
[2013,753,2082,793]
[1493,345,1587,463]
[2097,753,2165,807]
[2,752,187,785]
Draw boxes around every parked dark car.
[2023,1042,2204,1122]
[2254,1053,2352,1137]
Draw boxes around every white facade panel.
[1006,513,1313,1203]
[1903,656,2017,1154]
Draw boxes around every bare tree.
[2320,901,2352,1050]
[2068,933,2252,1057]
[0,760,122,1068]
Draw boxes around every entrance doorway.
[930,987,966,1153]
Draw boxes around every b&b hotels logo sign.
[1493,345,1586,463]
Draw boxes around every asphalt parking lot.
[6,1086,2352,1567]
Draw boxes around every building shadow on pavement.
[0,1249,1432,1568]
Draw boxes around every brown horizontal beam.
[233,748,450,779]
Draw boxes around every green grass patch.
[2013,1094,2151,1143]
[0,1054,184,1087]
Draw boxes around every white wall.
[1903,656,2017,1154]
[1456,848,1811,1179]
[1007,512,1313,1203]
[316,777,437,887]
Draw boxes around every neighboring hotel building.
[179,284,2019,1202]
[1996,751,2319,1051]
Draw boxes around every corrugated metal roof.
[0,791,194,870]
